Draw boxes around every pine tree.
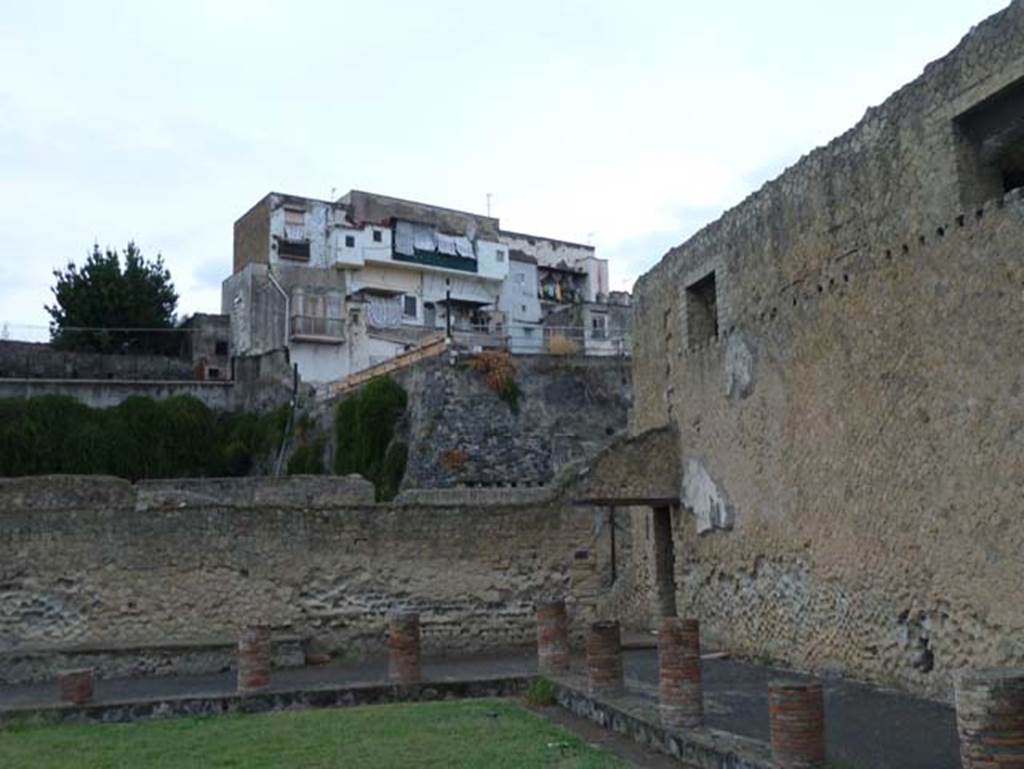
[46,242,179,353]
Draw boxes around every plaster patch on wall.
[724,334,755,399]
[682,459,735,534]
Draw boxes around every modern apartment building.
[223,189,620,383]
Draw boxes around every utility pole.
[486,193,492,217]
[445,278,452,339]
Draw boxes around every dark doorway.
[651,506,677,620]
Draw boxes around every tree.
[46,242,179,353]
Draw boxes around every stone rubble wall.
[0,476,617,678]
[0,341,196,381]
[629,2,1024,703]
[395,354,631,490]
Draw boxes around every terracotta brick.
[955,669,1024,768]
[768,680,825,768]
[658,617,702,729]
[586,620,623,697]
[237,625,272,693]
[388,610,421,684]
[58,668,94,705]
[536,600,570,675]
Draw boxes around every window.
[403,295,417,318]
[515,273,525,285]
[214,340,229,356]
[207,367,221,380]
[345,235,355,248]
[496,249,505,262]
[685,271,718,349]
[372,229,382,243]
[591,314,607,340]
[278,239,310,260]
[955,75,1024,205]
[283,208,305,241]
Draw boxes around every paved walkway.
[1,650,959,769]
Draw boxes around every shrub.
[466,351,521,414]
[439,447,469,471]
[287,437,326,475]
[378,441,408,502]
[0,395,288,479]
[546,333,579,355]
[334,377,408,500]
[525,677,556,707]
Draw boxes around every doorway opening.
[651,506,677,620]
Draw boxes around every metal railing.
[290,315,345,340]
[450,324,631,357]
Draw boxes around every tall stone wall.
[0,476,614,666]
[396,354,631,489]
[630,3,1024,702]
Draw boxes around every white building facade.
[223,189,621,383]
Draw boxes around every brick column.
[237,625,272,693]
[388,610,422,684]
[658,617,703,729]
[586,620,623,697]
[955,669,1024,768]
[536,600,570,675]
[768,680,826,769]
[58,668,95,705]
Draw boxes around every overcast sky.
[0,0,1008,338]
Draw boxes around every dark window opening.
[372,229,382,243]
[403,295,417,318]
[279,239,310,260]
[214,340,229,356]
[345,235,355,248]
[685,271,718,349]
[1005,166,1024,193]
[955,75,1024,205]
[207,367,221,380]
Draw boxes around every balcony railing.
[393,249,478,273]
[290,315,345,342]
[447,324,631,357]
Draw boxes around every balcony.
[290,315,345,344]
[392,249,478,273]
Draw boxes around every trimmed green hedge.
[286,436,326,475]
[0,395,287,479]
[334,377,407,501]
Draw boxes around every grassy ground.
[0,699,628,769]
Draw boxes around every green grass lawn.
[0,699,628,769]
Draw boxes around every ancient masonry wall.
[395,354,631,489]
[630,3,1024,702]
[0,476,618,679]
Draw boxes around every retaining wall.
[0,476,612,681]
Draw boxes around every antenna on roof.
[486,193,492,217]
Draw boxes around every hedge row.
[0,395,288,479]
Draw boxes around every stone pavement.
[0,649,959,768]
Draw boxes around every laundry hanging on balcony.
[366,294,403,328]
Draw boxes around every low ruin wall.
[0,475,612,682]
[0,341,195,381]
[0,378,235,411]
